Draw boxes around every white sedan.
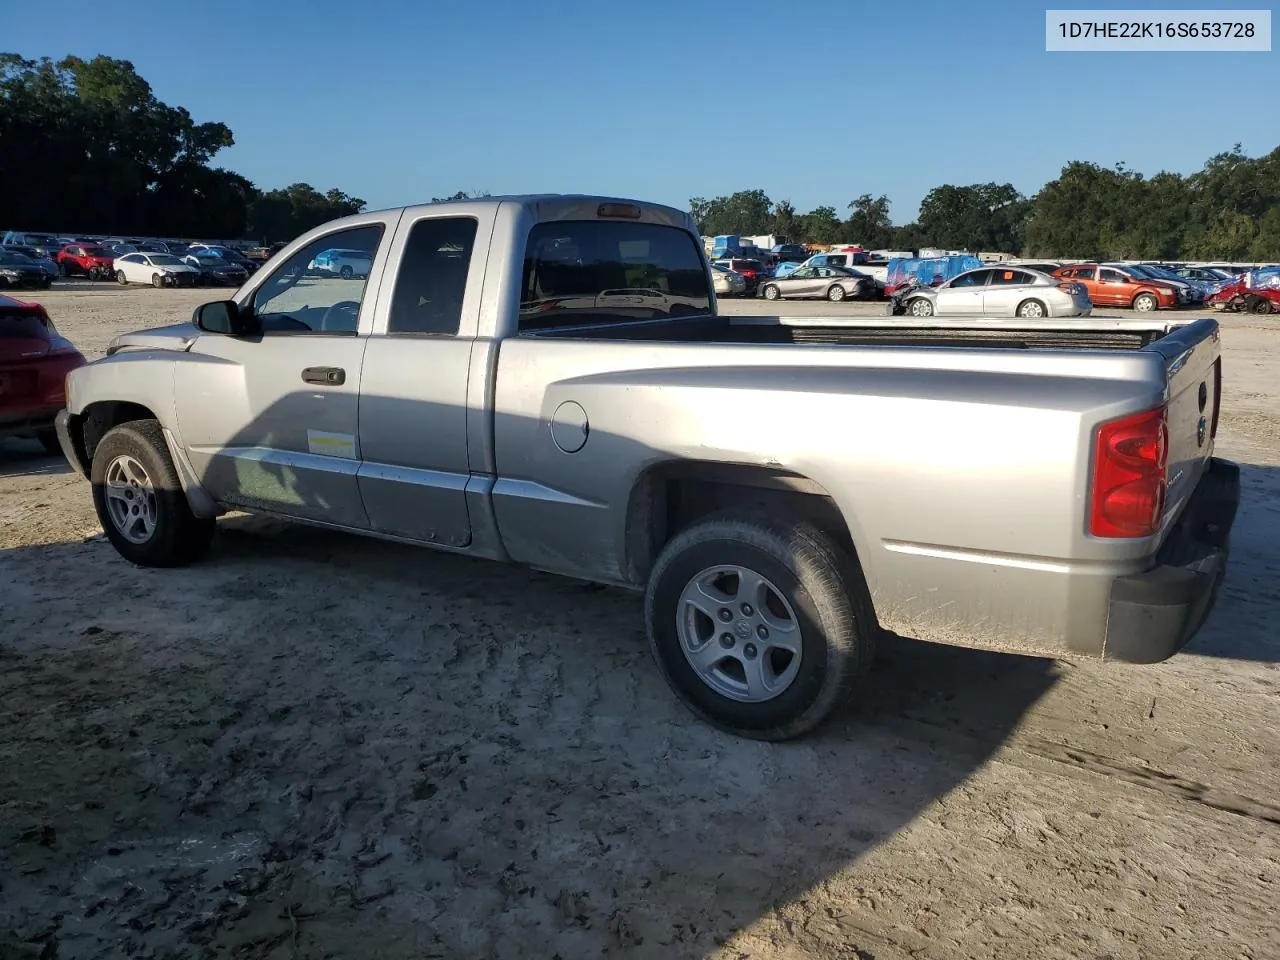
[901,266,1092,318]
[113,252,201,288]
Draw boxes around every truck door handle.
[301,366,346,386]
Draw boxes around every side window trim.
[366,205,495,340]
[245,221,389,338]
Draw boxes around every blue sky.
[5,0,1277,222]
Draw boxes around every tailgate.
[1149,318,1222,526]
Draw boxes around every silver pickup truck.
[55,194,1240,741]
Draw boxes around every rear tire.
[644,511,877,741]
[339,265,354,280]
[1016,298,1047,318]
[90,419,215,567]
[826,284,846,302]
[762,283,780,301]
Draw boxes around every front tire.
[907,297,934,317]
[762,284,781,301]
[644,511,876,741]
[90,420,215,567]
[151,273,164,288]
[1247,295,1274,315]
[1132,293,1158,312]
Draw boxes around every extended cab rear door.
[354,203,497,549]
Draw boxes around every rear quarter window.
[519,221,711,331]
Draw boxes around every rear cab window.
[519,220,711,331]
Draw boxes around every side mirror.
[193,300,260,337]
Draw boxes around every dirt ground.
[2,284,1278,960]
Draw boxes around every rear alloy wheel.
[762,284,781,301]
[908,297,934,317]
[1017,298,1047,318]
[90,419,216,567]
[1132,293,1158,312]
[827,284,847,302]
[645,511,877,741]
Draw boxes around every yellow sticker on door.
[306,430,357,459]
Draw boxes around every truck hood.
[106,321,200,355]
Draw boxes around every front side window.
[519,220,711,331]
[1100,268,1127,283]
[387,216,478,335]
[251,224,384,334]
[951,270,990,288]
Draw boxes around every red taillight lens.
[1089,406,1168,538]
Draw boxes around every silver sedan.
[902,266,1092,318]
[710,263,747,297]
[760,265,878,302]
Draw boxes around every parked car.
[771,243,809,264]
[898,266,1091,318]
[5,245,59,279]
[1053,264,1178,311]
[0,250,53,289]
[54,194,1238,742]
[181,251,250,287]
[56,244,117,280]
[1,295,87,452]
[1122,264,1201,304]
[113,252,200,288]
[308,247,373,279]
[760,265,879,302]
[1,232,61,257]
[711,257,766,294]
[196,245,260,275]
[1171,265,1235,285]
[710,263,746,297]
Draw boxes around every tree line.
[692,145,1280,262]
[4,54,1277,259]
[0,54,366,242]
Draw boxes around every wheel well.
[623,461,856,584]
[78,401,159,465]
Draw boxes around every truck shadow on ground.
[0,437,73,478]
[1,388,1274,958]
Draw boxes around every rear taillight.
[1057,281,1075,293]
[1211,357,1222,439]
[1089,406,1168,538]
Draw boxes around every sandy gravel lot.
[2,284,1278,960]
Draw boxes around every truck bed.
[526,313,1196,352]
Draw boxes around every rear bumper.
[1104,457,1240,663]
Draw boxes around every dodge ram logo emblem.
[1197,416,1207,448]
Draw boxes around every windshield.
[0,251,34,264]
[148,255,184,266]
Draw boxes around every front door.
[937,268,991,314]
[174,217,397,528]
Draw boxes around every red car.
[1207,279,1280,315]
[56,243,116,280]
[1,295,87,453]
